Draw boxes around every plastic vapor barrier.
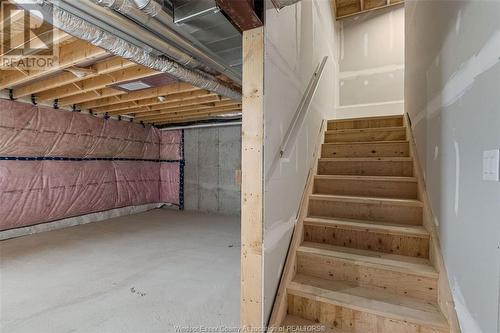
[0,99,182,231]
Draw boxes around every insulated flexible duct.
[11,0,241,101]
[96,0,242,84]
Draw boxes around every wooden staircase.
[269,115,451,333]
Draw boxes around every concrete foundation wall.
[405,1,500,332]
[183,126,241,216]
[338,5,404,118]
[263,0,339,322]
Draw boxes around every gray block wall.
[183,125,241,216]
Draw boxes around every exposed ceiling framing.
[0,2,242,127]
[332,0,404,20]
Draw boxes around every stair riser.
[318,160,414,177]
[324,129,406,143]
[322,142,409,158]
[313,178,417,199]
[297,253,437,302]
[328,117,404,130]
[287,294,446,333]
[303,224,429,258]
[308,199,422,225]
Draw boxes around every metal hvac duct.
[93,0,242,84]
[10,0,241,101]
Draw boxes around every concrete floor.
[0,209,240,333]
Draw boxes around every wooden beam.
[58,88,125,107]
[240,26,264,330]
[13,56,134,98]
[135,101,240,122]
[94,90,214,114]
[152,112,240,126]
[36,65,158,101]
[0,39,107,89]
[336,0,404,19]
[78,82,198,109]
[145,105,241,124]
[106,95,222,116]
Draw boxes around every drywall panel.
[335,100,404,119]
[183,126,241,216]
[263,0,339,322]
[338,5,404,115]
[405,1,500,332]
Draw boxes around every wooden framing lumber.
[98,92,217,115]
[13,56,134,98]
[153,111,241,125]
[0,39,107,89]
[149,106,242,125]
[36,65,158,101]
[58,88,126,107]
[240,26,264,330]
[136,102,241,122]
[78,82,198,109]
[332,0,404,20]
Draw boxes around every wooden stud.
[240,26,264,330]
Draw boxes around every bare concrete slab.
[0,209,240,333]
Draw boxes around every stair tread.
[319,156,413,162]
[299,241,437,277]
[288,274,448,329]
[325,126,406,134]
[323,140,409,145]
[327,115,403,123]
[281,315,350,333]
[303,216,429,238]
[314,174,417,182]
[309,194,423,207]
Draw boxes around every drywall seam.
[0,203,168,240]
[339,64,405,79]
[336,100,404,109]
[424,31,500,119]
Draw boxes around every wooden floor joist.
[0,7,241,125]
[268,115,454,333]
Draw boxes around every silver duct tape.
[132,0,161,17]
[45,2,241,100]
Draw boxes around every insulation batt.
[0,99,181,231]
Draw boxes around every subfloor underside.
[0,209,240,333]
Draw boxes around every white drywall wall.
[262,0,339,322]
[337,5,404,118]
[405,1,500,332]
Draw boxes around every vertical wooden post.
[241,26,264,330]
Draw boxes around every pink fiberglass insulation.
[0,99,182,231]
[160,130,183,160]
[0,99,161,159]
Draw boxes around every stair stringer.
[404,114,462,333]
[267,119,328,331]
